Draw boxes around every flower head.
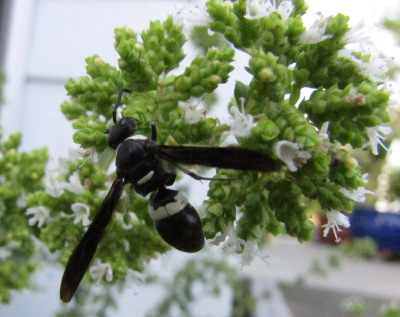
[339,186,374,203]
[317,121,330,150]
[230,101,255,137]
[273,140,312,172]
[125,269,145,291]
[300,14,332,44]
[69,147,98,164]
[0,247,11,260]
[244,0,294,20]
[240,239,268,268]
[45,172,65,197]
[173,1,211,31]
[71,203,91,226]
[322,210,350,243]
[210,223,245,252]
[362,125,392,155]
[25,206,50,228]
[64,171,84,194]
[179,100,207,124]
[89,260,113,284]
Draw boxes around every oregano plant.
[20,0,392,301]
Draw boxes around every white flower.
[64,171,84,194]
[45,172,65,197]
[240,239,268,268]
[342,21,372,51]
[69,147,98,164]
[125,269,145,290]
[317,121,330,150]
[244,0,293,20]
[17,192,27,208]
[230,102,255,137]
[25,206,50,228]
[362,125,392,155]
[179,100,207,124]
[357,55,391,82]
[361,173,369,183]
[71,203,91,226]
[339,49,391,82]
[300,14,332,44]
[245,0,274,19]
[0,247,11,260]
[339,187,374,203]
[273,140,312,172]
[322,210,350,243]
[89,260,113,284]
[173,1,211,31]
[210,223,245,252]
[115,211,137,230]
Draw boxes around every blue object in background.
[350,207,400,254]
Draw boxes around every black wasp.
[60,88,280,302]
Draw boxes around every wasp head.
[105,117,137,150]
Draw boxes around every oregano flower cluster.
[23,0,392,290]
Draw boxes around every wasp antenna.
[113,88,132,124]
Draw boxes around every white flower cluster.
[25,148,97,228]
[210,223,267,268]
[179,100,208,124]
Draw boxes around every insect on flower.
[60,89,280,302]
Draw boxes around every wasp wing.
[155,145,280,173]
[60,178,126,302]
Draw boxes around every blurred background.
[1,0,400,316]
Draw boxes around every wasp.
[60,89,280,302]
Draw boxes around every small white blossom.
[125,269,145,290]
[322,210,350,243]
[89,260,113,284]
[357,55,391,82]
[25,206,50,228]
[71,203,91,226]
[115,211,137,230]
[210,223,245,252]
[64,171,84,194]
[240,239,268,268]
[244,0,293,20]
[362,125,392,155]
[179,100,208,124]
[45,172,65,197]
[17,192,27,208]
[339,187,374,203]
[276,1,294,20]
[339,49,391,82]
[230,103,255,137]
[173,1,211,31]
[317,121,330,150]
[344,22,372,45]
[0,247,11,260]
[300,14,332,44]
[69,147,98,164]
[273,140,312,172]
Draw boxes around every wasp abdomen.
[149,188,204,253]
